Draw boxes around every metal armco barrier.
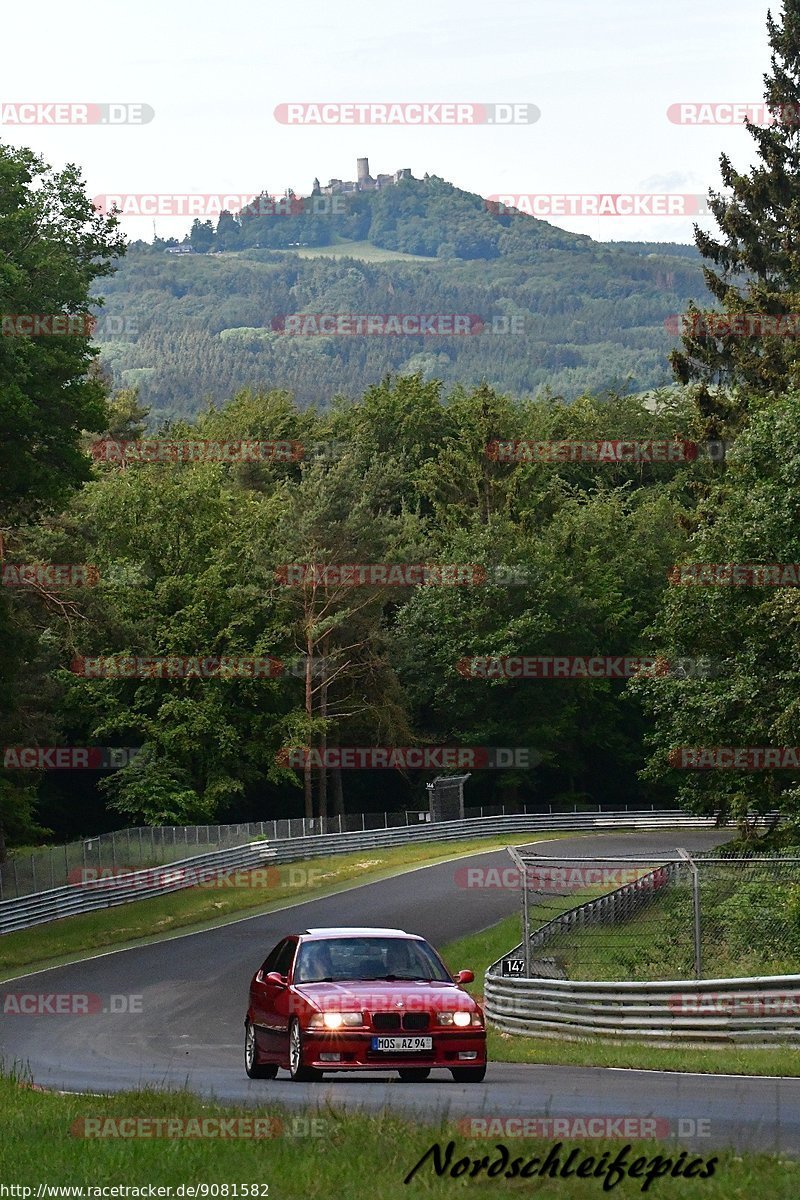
[0,809,724,935]
[484,971,800,1044]
[484,848,799,1044]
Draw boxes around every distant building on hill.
[317,158,412,196]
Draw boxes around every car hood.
[294,980,478,1011]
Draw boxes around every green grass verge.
[0,833,569,981]
[441,914,800,1077]
[0,1072,796,1197]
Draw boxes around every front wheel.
[244,1020,278,1079]
[398,1068,430,1082]
[288,1018,323,1082]
[451,1065,487,1083]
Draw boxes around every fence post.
[362,813,365,831]
[507,846,530,976]
[678,848,702,979]
[31,854,36,893]
[338,814,343,834]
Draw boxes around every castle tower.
[357,157,371,184]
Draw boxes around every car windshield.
[294,936,452,984]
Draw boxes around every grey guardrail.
[0,809,721,935]
[483,857,799,1044]
[484,971,800,1044]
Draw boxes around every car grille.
[372,1012,401,1030]
[402,1012,430,1031]
[371,1012,431,1031]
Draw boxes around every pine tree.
[672,1,800,432]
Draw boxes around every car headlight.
[438,1010,478,1027]
[308,1012,364,1029]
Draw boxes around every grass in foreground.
[441,914,800,1077]
[0,832,566,980]
[0,1073,796,1198]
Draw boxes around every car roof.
[301,927,419,939]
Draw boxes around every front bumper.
[302,1027,487,1070]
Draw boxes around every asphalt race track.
[3,829,799,1153]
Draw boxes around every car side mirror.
[265,971,288,987]
[455,969,474,984]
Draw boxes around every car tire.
[288,1017,323,1082]
[450,1065,487,1082]
[397,1068,430,1082]
[244,1020,278,1079]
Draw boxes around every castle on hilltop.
[313,158,412,196]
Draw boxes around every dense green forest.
[92,176,703,424]
[5,0,800,855]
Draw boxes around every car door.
[259,937,297,1060]
[250,939,290,1057]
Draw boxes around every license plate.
[371,1036,432,1052]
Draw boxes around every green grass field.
[0,1072,796,1198]
[278,238,436,262]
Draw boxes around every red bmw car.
[244,926,487,1082]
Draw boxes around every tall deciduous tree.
[672,1,800,432]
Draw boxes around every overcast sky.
[0,0,775,244]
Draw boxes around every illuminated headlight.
[308,1012,363,1030]
[438,1011,479,1027]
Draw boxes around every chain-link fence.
[507,847,800,982]
[0,798,658,902]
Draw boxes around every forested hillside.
[94,176,703,424]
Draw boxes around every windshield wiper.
[362,975,436,982]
